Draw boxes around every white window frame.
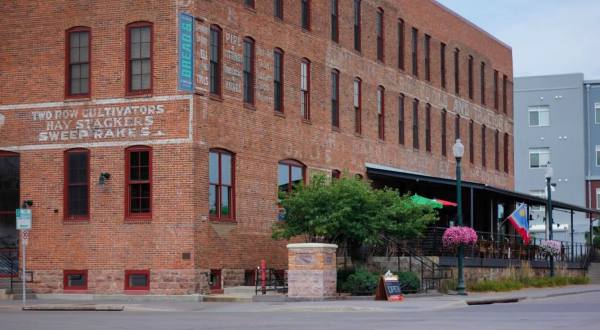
[595,103,600,125]
[529,147,550,169]
[528,105,550,127]
[529,189,545,212]
[596,188,600,210]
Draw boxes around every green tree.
[272,174,438,259]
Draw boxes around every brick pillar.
[287,243,337,299]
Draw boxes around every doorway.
[0,151,19,249]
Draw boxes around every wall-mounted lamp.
[99,172,111,185]
[21,200,33,208]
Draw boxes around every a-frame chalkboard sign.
[375,273,404,302]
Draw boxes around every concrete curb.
[466,297,525,305]
[22,304,124,311]
[35,294,204,302]
[465,287,600,305]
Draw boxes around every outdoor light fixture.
[453,139,466,295]
[545,162,553,180]
[99,172,111,185]
[21,200,33,208]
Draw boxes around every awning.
[366,162,600,217]
[434,198,457,207]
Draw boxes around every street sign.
[22,230,29,246]
[16,209,32,230]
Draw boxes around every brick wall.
[0,0,514,294]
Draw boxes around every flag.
[506,203,530,245]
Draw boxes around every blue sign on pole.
[178,12,194,92]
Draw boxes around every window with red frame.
[125,270,149,290]
[503,74,508,114]
[424,34,431,81]
[398,94,405,145]
[274,48,284,113]
[274,0,283,19]
[454,48,460,95]
[440,42,446,88]
[397,19,404,70]
[64,270,88,290]
[455,114,461,140]
[209,149,234,220]
[377,86,385,140]
[66,27,90,97]
[495,130,500,170]
[468,55,474,99]
[376,8,384,62]
[331,69,340,128]
[411,28,418,76]
[481,125,487,167]
[504,133,510,173]
[481,62,486,105]
[412,98,419,149]
[301,0,311,30]
[301,59,310,120]
[64,149,89,220]
[425,103,431,152]
[244,0,255,9]
[331,0,339,43]
[243,37,255,105]
[127,22,152,94]
[494,70,499,110]
[441,109,447,156]
[469,120,474,163]
[354,0,361,52]
[126,146,152,218]
[354,77,362,134]
[210,25,222,97]
[278,160,305,193]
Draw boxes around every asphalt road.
[1,291,599,330]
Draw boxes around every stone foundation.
[30,269,210,295]
[287,243,337,299]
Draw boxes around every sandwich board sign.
[16,209,32,230]
[375,271,404,302]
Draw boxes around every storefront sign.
[178,12,195,92]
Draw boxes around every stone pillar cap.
[287,243,338,249]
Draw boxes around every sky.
[436,0,600,79]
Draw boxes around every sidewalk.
[1,285,599,313]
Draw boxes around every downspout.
[586,84,591,212]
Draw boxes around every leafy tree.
[272,174,438,258]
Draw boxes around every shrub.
[337,268,356,292]
[469,275,590,292]
[396,272,421,293]
[341,268,379,295]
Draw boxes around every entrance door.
[0,151,19,249]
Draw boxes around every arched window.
[278,160,305,193]
[126,22,153,94]
[125,145,152,219]
[64,148,90,220]
[332,169,341,180]
[209,149,235,220]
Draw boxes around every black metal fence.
[0,248,18,293]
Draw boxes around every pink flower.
[539,240,561,257]
[442,226,478,249]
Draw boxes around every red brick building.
[0,0,513,294]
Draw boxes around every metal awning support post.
[571,210,574,262]
[470,187,474,228]
[490,199,494,241]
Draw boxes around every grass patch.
[469,276,590,292]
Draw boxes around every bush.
[396,272,421,293]
[337,268,356,292]
[469,275,590,292]
[341,268,379,295]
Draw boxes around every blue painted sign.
[178,12,194,92]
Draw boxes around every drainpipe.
[586,84,591,211]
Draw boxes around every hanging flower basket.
[442,226,478,250]
[539,240,561,258]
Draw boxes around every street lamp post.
[545,163,554,277]
[453,139,466,295]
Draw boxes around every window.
[376,8,384,62]
[301,59,310,120]
[274,48,284,113]
[64,270,87,290]
[301,0,311,30]
[468,55,473,99]
[398,94,405,145]
[209,149,234,220]
[125,270,149,291]
[353,0,361,51]
[332,169,341,180]
[377,86,385,140]
[66,27,90,97]
[595,103,600,124]
[424,34,431,81]
[125,146,152,219]
[210,25,222,96]
[596,188,600,210]
[412,98,419,149]
[494,130,499,170]
[398,20,405,70]
[530,190,546,212]
[331,70,340,128]
[425,103,431,152]
[411,28,418,76]
[440,42,446,88]
[454,48,460,95]
[481,125,486,167]
[469,120,474,163]
[243,37,255,105]
[494,70,499,110]
[331,0,339,42]
[529,105,550,127]
[274,0,283,19]
[245,0,255,9]
[278,160,305,193]
[503,74,508,113]
[454,114,460,140]
[354,78,362,134]
[596,145,600,167]
[126,22,152,94]
[480,62,486,105]
[441,110,447,156]
[64,149,89,221]
[504,133,509,173]
[529,147,550,168]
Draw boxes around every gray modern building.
[514,73,589,243]
[585,80,600,213]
